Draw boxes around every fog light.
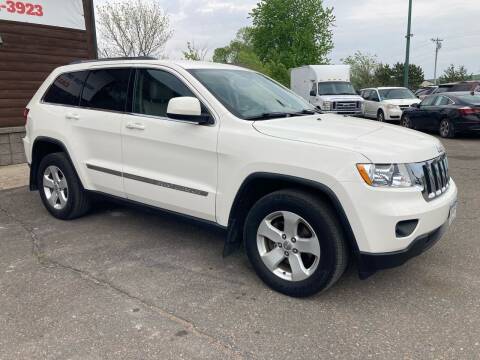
[395,220,419,238]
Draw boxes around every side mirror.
[310,90,317,97]
[167,97,211,124]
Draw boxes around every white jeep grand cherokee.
[23,59,458,297]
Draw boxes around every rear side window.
[43,71,88,106]
[133,69,194,117]
[81,68,131,112]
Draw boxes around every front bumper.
[319,108,363,116]
[336,177,457,278]
[385,108,403,120]
[357,218,449,278]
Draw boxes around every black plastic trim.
[86,163,209,197]
[29,137,80,191]
[88,190,226,231]
[358,220,448,278]
[166,112,212,124]
[224,172,360,259]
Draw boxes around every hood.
[382,98,420,106]
[253,114,443,163]
[318,94,364,102]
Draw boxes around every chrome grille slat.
[420,154,450,201]
[438,160,446,190]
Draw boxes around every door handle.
[65,113,80,121]
[126,122,146,130]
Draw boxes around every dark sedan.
[401,92,480,138]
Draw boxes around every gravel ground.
[0,135,479,359]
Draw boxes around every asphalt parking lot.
[0,135,479,360]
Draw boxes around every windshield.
[318,81,356,96]
[379,88,416,100]
[188,69,315,120]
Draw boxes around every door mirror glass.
[167,97,210,124]
[310,89,317,97]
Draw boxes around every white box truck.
[291,65,364,115]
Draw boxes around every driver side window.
[420,96,436,106]
[133,69,195,118]
[435,96,450,106]
[310,82,317,96]
[369,91,379,102]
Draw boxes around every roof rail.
[69,56,157,65]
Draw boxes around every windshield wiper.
[245,112,298,120]
[295,108,321,115]
[245,109,320,120]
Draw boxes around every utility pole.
[431,38,443,85]
[403,0,413,88]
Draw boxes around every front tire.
[439,118,455,138]
[377,110,385,122]
[244,190,348,297]
[401,114,413,129]
[37,153,91,220]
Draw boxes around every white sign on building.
[0,0,86,30]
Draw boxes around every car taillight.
[23,108,29,124]
[459,107,480,116]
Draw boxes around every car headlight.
[356,163,414,188]
[322,101,331,110]
[386,104,399,110]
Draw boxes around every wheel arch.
[224,172,360,260]
[29,136,81,191]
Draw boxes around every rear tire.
[439,118,455,138]
[37,153,91,220]
[244,189,348,297]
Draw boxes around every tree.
[374,64,393,87]
[249,0,335,70]
[390,63,424,89]
[96,0,173,58]
[182,41,208,61]
[212,28,267,73]
[439,64,472,83]
[342,51,379,90]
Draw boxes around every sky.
[94,0,480,78]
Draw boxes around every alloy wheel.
[256,211,320,282]
[440,120,450,138]
[43,166,69,210]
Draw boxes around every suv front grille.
[333,101,360,112]
[399,105,410,110]
[420,155,450,201]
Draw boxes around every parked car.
[291,65,363,115]
[23,59,457,297]
[415,86,438,100]
[449,81,480,93]
[401,92,480,138]
[360,87,421,121]
[432,82,457,94]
